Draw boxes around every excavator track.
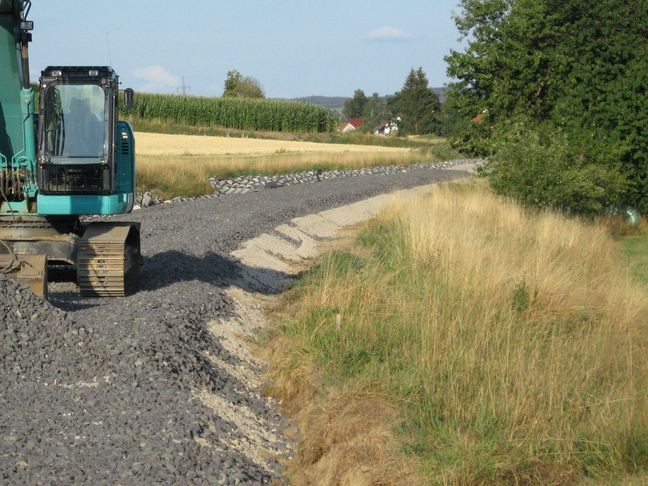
[77,222,141,297]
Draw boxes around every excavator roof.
[41,66,116,79]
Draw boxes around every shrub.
[483,120,629,216]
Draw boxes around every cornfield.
[122,93,337,133]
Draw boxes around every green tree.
[223,69,265,98]
[223,70,242,97]
[390,68,441,135]
[342,89,368,120]
[446,0,648,212]
[361,93,389,131]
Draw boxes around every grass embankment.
[264,181,648,484]
[134,131,458,199]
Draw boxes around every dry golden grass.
[136,152,432,199]
[265,180,648,484]
[400,182,647,327]
[405,134,447,145]
[135,132,410,156]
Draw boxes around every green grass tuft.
[622,233,648,287]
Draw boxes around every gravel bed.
[1,273,278,485]
[0,161,477,484]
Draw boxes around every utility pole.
[177,77,190,96]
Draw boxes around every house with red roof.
[338,117,363,132]
[472,113,485,123]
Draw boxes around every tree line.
[445,0,648,215]
[341,67,442,135]
[221,67,445,137]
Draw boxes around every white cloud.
[131,65,180,92]
[367,25,415,41]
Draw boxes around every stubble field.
[134,132,449,198]
[135,132,411,156]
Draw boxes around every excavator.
[0,0,141,298]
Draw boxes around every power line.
[177,77,190,96]
[106,32,112,66]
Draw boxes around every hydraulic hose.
[0,183,19,273]
[0,239,20,273]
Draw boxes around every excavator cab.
[37,66,136,215]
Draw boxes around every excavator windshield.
[43,84,106,162]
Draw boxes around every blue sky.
[29,1,463,98]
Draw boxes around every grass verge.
[136,146,458,199]
[263,181,648,484]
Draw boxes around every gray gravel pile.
[1,274,281,484]
[0,274,69,326]
[2,165,472,483]
[1,274,73,376]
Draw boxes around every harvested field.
[135,132,410,157]
[134,132,450,199]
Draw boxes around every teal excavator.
[0,0,141,297]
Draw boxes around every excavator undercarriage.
[0,216,141,298]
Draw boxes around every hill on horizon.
[287,89,447,115]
